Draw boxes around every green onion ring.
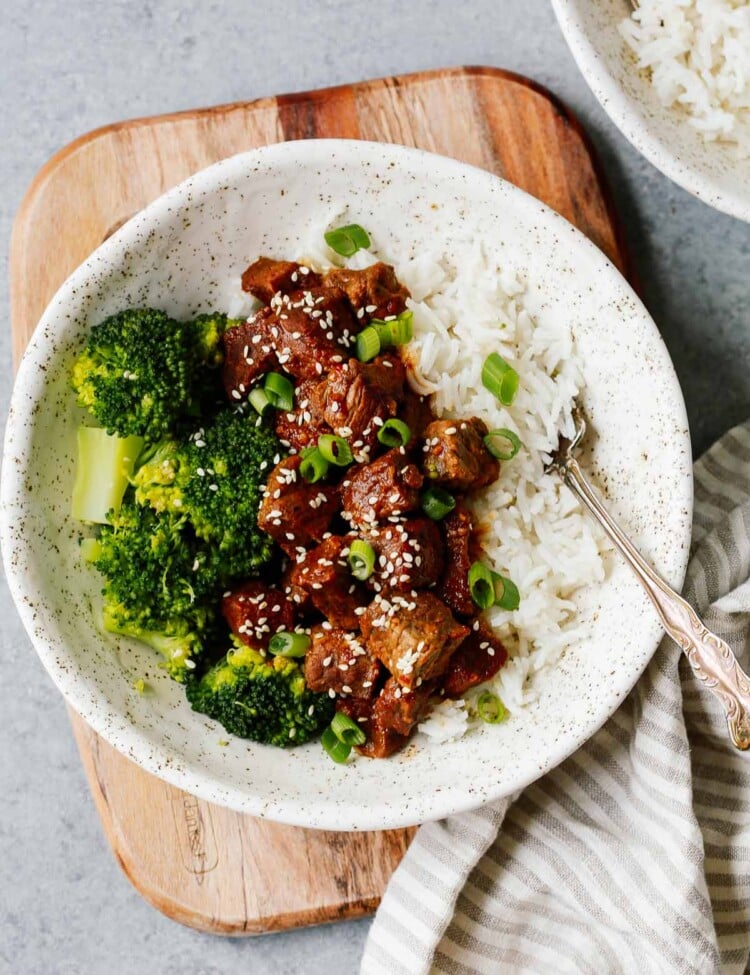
[348,539,376,581]
[477,691,507,724]
[263,372,294,411]
[377,418,411,448]
[324,224,371,257]
[318,434,353,467]
[299,447,329,483]
[268,631,311,658]
[248,387,273,416]
[331,711,367,746]
[355,326,381,362]
[321,725,352,763]
[481,353,519,406]
[420,487,456,521]
[483,428,523,461]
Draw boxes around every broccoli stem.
[72,426,144,524]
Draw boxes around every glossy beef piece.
[366,517,444,593]
[221,308,278,400]
[435,505,477,618]
[323,263,410,320]
[342,448,422,527]
[310,357,405,459]
[287,535,369,630]
[422,418,500,493]
[359,679,434,758]
[441,622,508,698]
[267,287,356,382]
[281,558,313,614]
[221,581,295,650]
[400,387,436,445]
[361,591,469,690]
[304,625,380,699]
[257,456,339,557]
[241,257,321,303]
[274,378,332,452]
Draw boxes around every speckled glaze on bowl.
[552,0,750,223]
[1,140,692,831]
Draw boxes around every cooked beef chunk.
[266,287,356,382]
[257,456,339,557]
[361,591,469,690]
[281,558,313,614]
[359,678,434,758]
[323,263,410,320]
[310,357,404,459]
[304,625,380,699]
[342,448,423,526]
[221,308,278,399]
[221,581,295,650]
[366,517,444,593]
[441,622,508,698]
[400,387,436,445]
[241,257,321,303]
[435,505,477,618]
[274,378,332,452]
[287,534,369,629]
[422,418,500,492]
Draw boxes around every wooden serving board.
[9,66,629,935]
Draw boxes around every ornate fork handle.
[560,455,750,750]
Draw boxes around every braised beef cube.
[441,622,508,698]
[257,456,339,557]
[221,308,277,400]
[241,257,321,303]
[288,535,369,630]
[361,591,468,690]
[366,517,444,593]
[281,558,313,614]
[435,505,477,618]
[400,387,435,445]
[342,449,422,527]
[310,357,404,459]
[269,287,356,381]
[358,679,434,758]
[221,581,295,650]
[323,263,410,320]
[361,354,406,399]
[304,625,380,699]
[275,378,332,452]
[422,418,500,492]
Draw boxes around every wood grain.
[9,66,628,936]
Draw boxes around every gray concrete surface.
[1,1,749,973]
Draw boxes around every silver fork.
[547,407,750,750]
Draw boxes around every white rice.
[619,0,750,157]
[289,228,609,743]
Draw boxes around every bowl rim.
[551,0,750,224]
[1,138,693,829]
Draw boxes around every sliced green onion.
[493,574,520,611]
[321,724,352,763]
[299,446,330,483]
[377,418,411,448]
[348,539,376,581]
[268,631,311,658]
[263,372,294,411]
[249,387,272,416]
[318,434,353,467]
[356,326,381,362]
[483,428,523,461]
[481,353,519,406]
[468,561,497,610]
[372,310,413,347]
[331,711,367,746]
[324,223,371,257]
[477,691,507,724]
[420,486,456,521]
[468,561,521,611]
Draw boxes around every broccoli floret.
[91,502,215,681]
[186,642,334,746]
[71,309,239,440]
[133,408,280,584]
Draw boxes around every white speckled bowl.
[1,140,692,830]
[552,0,750,223]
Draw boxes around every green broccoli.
[71,308,239,440]
[133,407,280,584]
[186,642,334,746]
[88,501,216,681]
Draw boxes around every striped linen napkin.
[361,421,750,975]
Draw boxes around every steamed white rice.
[290,226,609,744]
[619,0,750,157]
